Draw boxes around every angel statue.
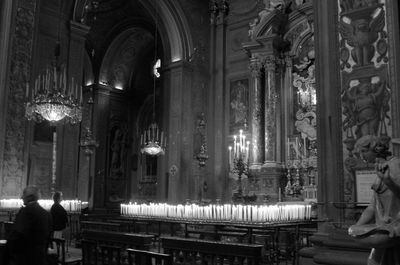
[342,78,387,139]
[349,136,400,265]
[339,7,385,67]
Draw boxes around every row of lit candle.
[0,199,87,213]
[120,202,312,223]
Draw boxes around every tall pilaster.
[249,56,264,168]
[163,61,193,203]
[208,0,228,199]
[92,85,111,209]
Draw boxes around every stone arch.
[139,0,194,63]
[99,27,153,90]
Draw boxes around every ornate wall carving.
[339,0,391,221]
[1,0,36,197]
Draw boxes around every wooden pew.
[161,236,264,265]
[81,230,154,250]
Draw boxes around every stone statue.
[339,7,385,67]
[349,136,400,264]
[342,78,386,139]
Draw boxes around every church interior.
[1,0,400,264]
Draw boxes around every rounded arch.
[139,0,194,63]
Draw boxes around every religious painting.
[229,79,249,133]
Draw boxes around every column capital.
[249,57,262,78]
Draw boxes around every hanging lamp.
[140,3,165,156]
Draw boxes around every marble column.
[249,56,264,168]
[264,55,279,166]
[283,55,293,160]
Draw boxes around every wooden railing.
[162,236,264,265]
[81,229,154,250]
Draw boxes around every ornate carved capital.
[249,57,262,78]
[264,56,276,72]
[209,0,229,25]
[284,55,293,68]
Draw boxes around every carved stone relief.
[339,0,391,221]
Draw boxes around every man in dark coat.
[50,191,68,238]
[5,186,53,265]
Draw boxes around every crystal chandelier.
[25,66,82,124]
[140,2,165,156]
[140,123,165,156]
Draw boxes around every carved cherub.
[248,18,259,39]
[339,8,385,66]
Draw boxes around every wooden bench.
[80,221,122,232]
[81,230,154,250]
[161,236,264,265]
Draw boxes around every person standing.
[5,186,53,265]
[50,191,68,239]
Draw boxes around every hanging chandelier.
[25,66,82,124]
[140,2,165,156]
[25,0,82,125]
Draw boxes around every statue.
[339,7,385,67]
[248,18,259,40]
[348,136,400,264]
[342,78,387,139]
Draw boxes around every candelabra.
[228,130,250,200]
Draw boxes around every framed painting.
[229,78,249,133]
[355,169,376,205]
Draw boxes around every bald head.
[22,186,40,205]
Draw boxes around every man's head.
[22,186,40,205]
[53,191,63,203]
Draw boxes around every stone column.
[163,61,193,203]
[249,56,264,168]
[264,55,278,165]
[283,55,293,160]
